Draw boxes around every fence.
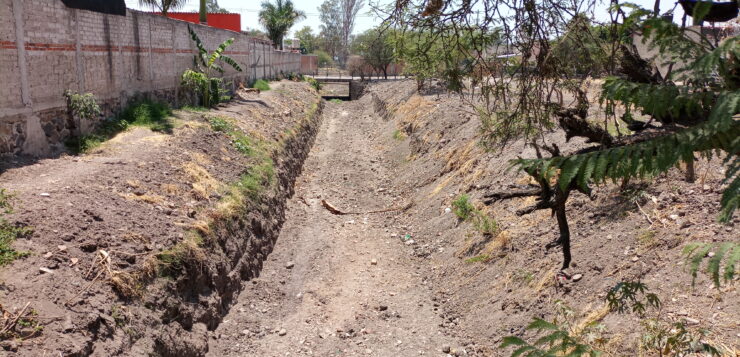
[0,0,301,155]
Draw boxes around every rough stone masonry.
[0,0,302,156]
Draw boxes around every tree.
[353,28,394,78]
[339,0,365,66]
[295,26,318,54]
[318,0,343,62]
[318,0,364,67]
[206,0,229,13]
[243,28,268,40]
[385,1,740,274]
[259,0,306,50]
[138,0,186,15]
[181,26,242,108]
[199,0,206,23]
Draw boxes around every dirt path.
[208,100,456,356]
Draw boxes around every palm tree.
[138,0,186,16]
[259,0,306,50]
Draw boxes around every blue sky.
[124,0,688,37]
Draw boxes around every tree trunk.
[685,157,696,183]
[199,0,207,24]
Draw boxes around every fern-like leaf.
[683,242,739,287]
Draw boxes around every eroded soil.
[0,79,737,356]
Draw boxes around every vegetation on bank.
[180,26,242,108]
[452,194,499,237]
[65,99,173,154]
[252,79,272,92]
[111,90,322,297]
[383,0,739,353]
[0,189,31,266]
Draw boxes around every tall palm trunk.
[199,0,207,24]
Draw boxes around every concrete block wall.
[0,0,301,156]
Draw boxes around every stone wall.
[0,0,302,156]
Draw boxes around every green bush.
[305,77,322,91]
[68,99,173,154]
[452,194,475,221]
[252,80,271,91]
[0,189,31,266]
[208,116,234,132]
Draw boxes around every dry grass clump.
[183,162,221,200]
[119,192,166,204]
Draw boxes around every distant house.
[283,38,301,53]
[149,12,242,32]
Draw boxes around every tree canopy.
[382,0,740,272]
[138,0,186,15]
[259,0,306,50]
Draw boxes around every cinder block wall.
[0,0,301,156]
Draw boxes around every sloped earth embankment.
[365,81,739,355]
[0,81,322,356]
[211,80,737,356]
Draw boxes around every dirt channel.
[0,79,737,356]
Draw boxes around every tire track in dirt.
[208,100,457,356]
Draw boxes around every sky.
[124,0,392,37]
[125,0,689,37]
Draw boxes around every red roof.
[150,12,242,32]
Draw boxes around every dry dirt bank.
[209,80,736,356]
[366,81,738,355]
[0,81,322,356]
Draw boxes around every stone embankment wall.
[0,0,301,156]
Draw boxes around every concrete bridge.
[307,76,405,100]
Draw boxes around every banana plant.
[181,25,242,108]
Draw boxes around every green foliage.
[208,116,234,132]
[390,27,500,91]
[252,79,271,91]
[546,13,613,77]
[353,28,395,77]
[392,129,406,140]
[465,254,491,263]
[329,99,343,104]
[64,91,102,122]
[682,242,739,287]
[137,0,186,15]
[258,0,306,50]
[0,189,13,214]
[313,50,334,67]
[0,190,31,266]
[473,211,499,236]
[295,26,318,54]
[500,318,601,357]
[305,77,322,91]
[182,26,242,108]
[640,319,719,357]
[514,92,740,221]
[68,100,173,153]
[452,194,499,236]
[452,194,475,221]
[606,281,661,316]
[181,105,208,112]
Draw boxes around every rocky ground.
[0,79,737,356]
[211,80,738,356]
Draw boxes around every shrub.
[305,77,322,91]
[0,189,31,266]
[180,26,242,108]
[68,99,173,153]
[452,194,475,221]
[252,79,271,92]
